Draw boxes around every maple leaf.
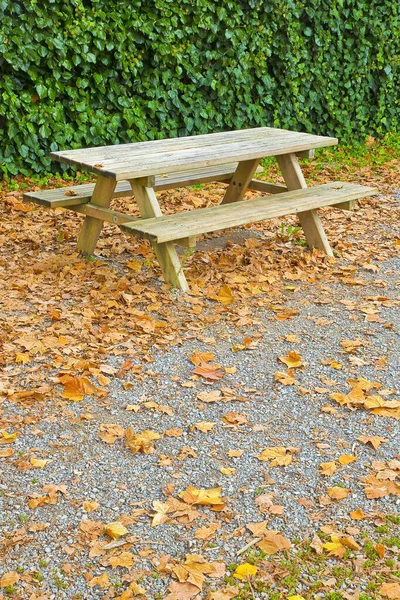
[29,457,49,468]
[194,522,220,540]
[125,428,161,454]
[278,351,303,368]
[220,467,236,476]
[338,454,357,465]
[98,423,125,444]
[192,362,224,380]
[189,350,215,365]
[89,573,110,588]
[108,551,135,568]
[104,521,128,539]
[192,421,216,432]
[274,370,296,385]
[217,285,234,305]
[257,446,293,466]
[59,374,106,401]
[350,509,365,520]
[320,461,337,476]
[357,435,385,449]
[83,501,99,513]
[164,581,200,600]
[197,390,222,403]
[0,448,14,458]
[233,563,257,580]
[179,485,225,508]
[257,531,291,554]
[327,486,351,500]
[322,535,346,558]
[0,571,20,588]
[173,554,216,589]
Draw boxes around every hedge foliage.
[0,0,399,175]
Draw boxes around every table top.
[51,127,337,181]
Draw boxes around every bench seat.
[121,182,377,243]
[23,163,265,209]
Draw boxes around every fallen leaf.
[357,435,385,449]
[257,531,291,554]
[233,563,257,580]
[257,446,293,466]
[380,582,400,599]
[179,486,225,508]
[104,521,128,540]
[0,571,20,588]
[350,509,365,520]
[217,285,234,305]
[320,461,337,476]
[278,351,303,368]
[327,486,351,500]
[125,428,160,454]
[338,454,357,465]
[83,501,99,513]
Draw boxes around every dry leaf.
[233,563,257,580]
[350,509,365,520]
[257,531,291,554]
[338,454,357,465]
[320,461,337,476]
[357,435,385,449]
[104,521,128,539]
[217,285,234,305]
[125,428,160,454]
[0,571,20,588]
[179,486,225,508]
[380,583,400,599]
[257,446,293,466]
[327,486,351,500]
[278,351,303,368]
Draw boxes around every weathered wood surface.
[23,164,265,209]
[76,176,116,255]
[121,183,377,244]
[221,159,260,204]
[129,182,189,292]
[51,127,337,181]
[276,153,333,256]
[248,180,288,193]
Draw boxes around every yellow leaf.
[89,573,110,588]
[257,531,291,554]
[322,536,346,558]
[192,422,216,433]
[125,428,160,454]
[179,485,224,507]
[375,543,385,559]
[2,431,17,440]
[288,596,306,600]
[320,461,337,476]
[217,285,234,305]
[59,374,105,402]
[172,554,216,589]
[220,467,236,476]
[257,447,292,466]
[350,509,365,520]
[357,435,385,449]
[104,521,128,540]
[228,449,243,458]
[327,486,351,500]
[108,551,135,568]
[30,458,48,468]
[233,563,258,580]
[189,351,215,365]
[126,260,142,273]
[330,361,342,369]
[338,454,357,465]
[278,351,303,368]
[0,571,20,588]
[83,501,99,513]
[15,353,31,364]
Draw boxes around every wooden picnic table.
[25,127,377,292]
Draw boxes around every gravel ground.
[1,207,399,598]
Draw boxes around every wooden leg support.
[77,176,116,255]
[276,153,333,256]
[221,158,260,204]
[336,200,356,211]
[129,182,189,292]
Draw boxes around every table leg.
[276,153,333,257]
[129,181,189,292]
[76,175,116,255]
[221,158,260,204]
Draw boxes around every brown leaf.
[327,486,351,500]
[125,428,160,454]
[380,583,400,599]
[256,531,291,554]
[0,571,20,588]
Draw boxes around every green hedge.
[0,0,399,176]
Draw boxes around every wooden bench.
[121,182,377,258]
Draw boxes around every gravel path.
[0,194,399,599]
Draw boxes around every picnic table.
[24,127,377,292]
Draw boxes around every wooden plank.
[335,200,356,211]
[247,180,288,194]
[129,182,189,292]
[296,149,315,159]
[76,176,116,255]
[121,183,377,244]
[221,159,260,204]
[51,128,338,180]
[276,153,333,255]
